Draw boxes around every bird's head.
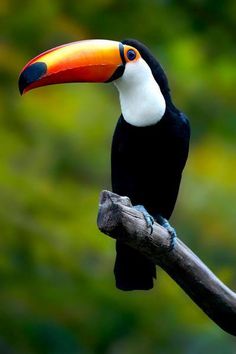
[19,39,175,126]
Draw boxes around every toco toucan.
[19,39,190,291]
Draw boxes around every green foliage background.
[1,0,236,352]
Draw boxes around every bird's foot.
[133,205,155,234]
[155,215,177,251]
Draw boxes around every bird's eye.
[127,49,136,61]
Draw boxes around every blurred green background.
[1,0,236,353]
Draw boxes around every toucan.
[18,39,190,291]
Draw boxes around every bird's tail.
[114,241,156,291]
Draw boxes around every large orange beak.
[18,39,126,95]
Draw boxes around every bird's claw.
[134,205,154,234]
[164,223,176,250]
[133,207,177,246]
[155,215,177,251]
[144,214,154,234]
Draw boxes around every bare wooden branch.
[97,190,236,336]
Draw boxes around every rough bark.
[97,190,236,336]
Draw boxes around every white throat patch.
[114,58,166,127]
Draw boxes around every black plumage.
[112,39,190,290]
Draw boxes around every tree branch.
[97,190,236,336]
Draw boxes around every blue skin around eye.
[127,50,136,60]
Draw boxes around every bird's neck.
[114,59,166,127]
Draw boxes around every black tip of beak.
[18,62,47,95]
